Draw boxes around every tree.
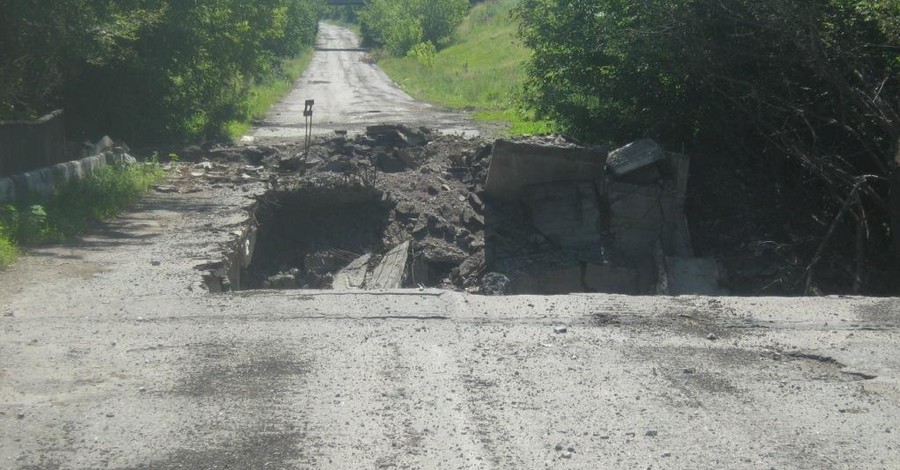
[1,0,322,143]
[358,0,468,55]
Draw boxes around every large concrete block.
[607,139,664,176]
[607,182,665,260]
[484,139,607,201]
[523,181,605,262]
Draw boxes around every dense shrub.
[0,0,322,144]
[359,0,468,55]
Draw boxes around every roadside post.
[304,99,315,153]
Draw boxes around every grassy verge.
[225,48,315,140]
[0,162,164,267]
[376,0,555,135]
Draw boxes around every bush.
[359,0,468,55]
[407,42,437,68]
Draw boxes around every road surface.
[252,23,478,141]
[2,23,900,470]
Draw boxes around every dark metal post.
[303,100,315,153]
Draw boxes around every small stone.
[138,387,147,393]
[662,452,672,458]
[150,260,161,267]
[106,413,115,418]
[683,368,695,374]
[567,447,575,453]
[645,430,658,437]
[3,311,13,317]
[560,452,572,459]
[554,444,563,452]
[554,326,568,334]
[441,184,451,192]
[17,413,25,420]
[706,333,718,341]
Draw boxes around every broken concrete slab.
[484,139,607,201]
[368,241,411,289]
[664,256,728,296]
[607,181,694,262]
[607,138,665,176]
[607,182,665,261]
[523,181,605,263]
[333,253,372,290]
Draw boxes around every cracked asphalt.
[2,22,900,470]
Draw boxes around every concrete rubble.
[176,125,725,295]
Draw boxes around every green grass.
[0,162,164,267]
[226,48,315,140]
[0,230,16,266]
[377,0,556,135]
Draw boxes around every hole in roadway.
[241,185,393,290]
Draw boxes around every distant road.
[252,23,478,140]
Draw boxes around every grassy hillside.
[378,0,554,134]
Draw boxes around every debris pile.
[178,125,725,295]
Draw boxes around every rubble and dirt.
[158,125,732,296]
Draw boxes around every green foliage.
[379,0,556,135]
[515,0,900,176]
[0,233,16,266]
[359,0,468,55]
[0,163,164,250]
[0,0,322,144]
[407,42,438,68]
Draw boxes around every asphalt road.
[252,23,478,141]
[1,176,899,469]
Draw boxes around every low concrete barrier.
[0,110,67,178]
[0,150,136,203]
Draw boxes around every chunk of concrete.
[607,139,665,176]
[484,139,607,201]
[664,257,728,296]
[333,253,372,290]
[367,242,411,289]
[92,136,114,156]
[607,182,665,260]
[523,181,605,263]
